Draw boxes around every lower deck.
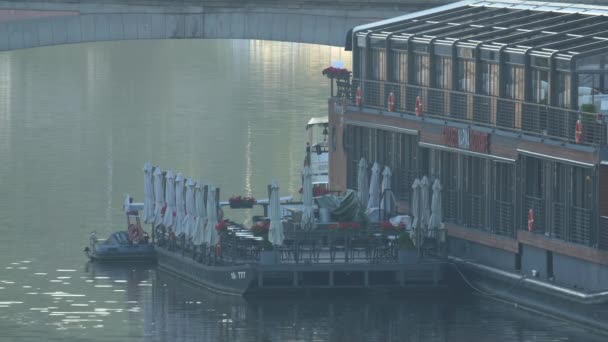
[154,239,447,295]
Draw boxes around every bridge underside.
[0,4,408,51]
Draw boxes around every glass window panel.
[413,43,429,53]
[391,50,408,83]
[480,61,499,96]
[357,35,367,47]
[434,44,452,56]
[457,59,475,92]
[457,47,475,59]
[505,65,524,100]
[413,54,430,86]
[358,47,366,80]
[577,72,608,110]
[557,71,571,108]
[369,48,386,81]
[531,56,549,68]
[435,56,452,89]
[577,54,608,71]
[481,49,499,61]
[391,39,408,50]
[505,52,524,65]
[556,59,571,71]
[370,37,386,48]
[531,68,549,104]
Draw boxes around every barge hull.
[453,258,608,333]
[155,247,255,296]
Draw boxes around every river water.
[0,39,603,341]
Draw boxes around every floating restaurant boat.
[332,0,608,331]
[141,115,446,295]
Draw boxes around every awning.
[306,117,328,129]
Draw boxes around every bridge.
[0,0,604,51]
[0,0,448,51]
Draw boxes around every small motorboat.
[84,196,155,262]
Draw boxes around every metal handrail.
[348,78,606,146]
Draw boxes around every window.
[457,58,475,93]
[357,47,366,80]
[556,71,571,108]
[505,64,524,100]
[391,50,408,83]
[577,72,608,110]
[480,61,499,96]
[369,48,386,81]
[531,68,549,104]
[412,53,430,86]
[435,56,452,89]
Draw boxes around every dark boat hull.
[453,258,608,333]
[155,247,255,296]
[88,244,156,262]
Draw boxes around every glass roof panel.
[356,1,608,59]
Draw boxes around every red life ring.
[415,96,423,116]
[387,92,395,112]
[527,209,534,232]
[575,119,583,144]
[355,86,362,107]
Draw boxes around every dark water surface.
[0,40,604,341]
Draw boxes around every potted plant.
[251,220,270,237]
[398,231,418,264]
[229,195,256,209]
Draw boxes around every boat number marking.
[231,271,246,280]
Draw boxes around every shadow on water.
[141,268,605,342]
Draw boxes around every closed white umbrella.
[174,173,186,236]
[301,166,315,231]
[380,166,396,217]
[411,178,421,232]
[184,178,196,239]
[421,176,431,231]
[163,170,176,229]
[357,158,369,208]
[143,162,155,223]
[366,162,381,212]
[153,167,164,227]
[428,178,443,238]
[268,180,284,246]
[192,182,206,245]
[204,185,219,246]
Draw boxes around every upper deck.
[349,0,608,147]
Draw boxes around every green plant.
[581,103,597,113]
[398,231,416,250]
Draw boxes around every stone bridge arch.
[0,1,419,51]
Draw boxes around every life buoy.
[415,96,423,116]
[355,86,362,107]
[575,119,583,144]
[387,92,395,112]
[527,209,534,232]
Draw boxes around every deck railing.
[600,216,608,251]
[523,195,545,234]
[570,206,592,246]
[155,224,443,265]
[349,79,606,146]
[493,199,514,238]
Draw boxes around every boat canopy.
[306,117,328,129]
[104,231,130,245]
